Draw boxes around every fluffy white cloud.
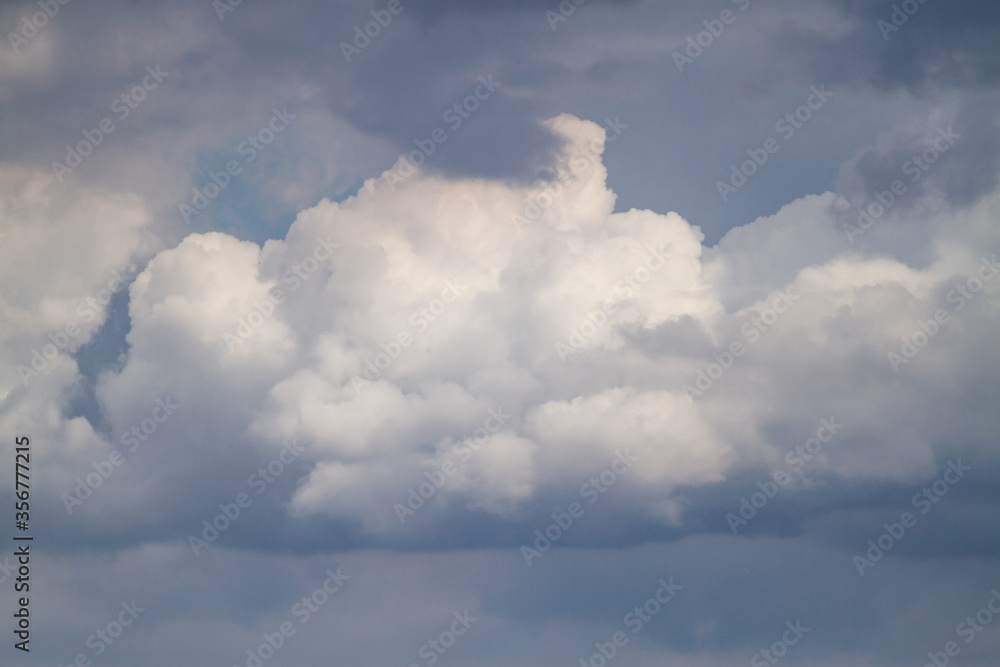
[0,167,153,495]
[8,113,999,536]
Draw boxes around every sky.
[1,0,999,665]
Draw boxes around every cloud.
[2,2,1000,663]
[5,111,981,556]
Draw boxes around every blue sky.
[1,1,1000,665]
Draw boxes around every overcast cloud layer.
[1,1,999,666]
